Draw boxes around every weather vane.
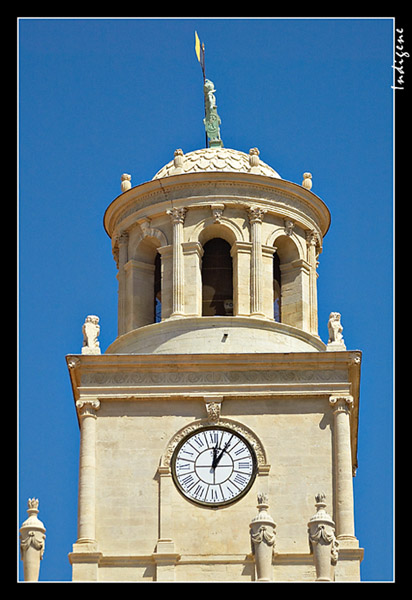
[195,32,224,149]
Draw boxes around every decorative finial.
[302,172,312,190]
[20,498,46,581]
[121,173,131,192]
[203,79,223,148]
[249,148,260,173]
[307,493,339,581]
[249,493,276,581]
[172,149,184,174]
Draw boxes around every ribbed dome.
[152,147,281,180]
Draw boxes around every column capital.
[118,230,129,245]
[166,207,187,224]
[329,395,353,413]
[76,398,101,419]
[248,206,267,224]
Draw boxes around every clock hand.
[213,441,230,468]
[212,445,218,469]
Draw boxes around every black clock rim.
[171,425,257,508]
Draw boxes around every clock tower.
[66,90,363,581]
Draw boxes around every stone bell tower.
[66,80,363,582]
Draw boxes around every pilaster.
[117,231,129,336]
[329,395,357,542]
[75,398,100,545]
[306,230,321,336]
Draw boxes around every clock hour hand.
[211,445,218,469]
[212,441,230,469]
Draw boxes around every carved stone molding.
[160,417,268,472]
[210,203,225,223]
[203,396,223,423]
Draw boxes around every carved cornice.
[104,175,330,241]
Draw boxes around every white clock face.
[172,427,257,507]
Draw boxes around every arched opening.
[273,235,301,328]
[273,252,281,322]
[154,252,161,323]
[129,237,162,329]
[202,238,233,316]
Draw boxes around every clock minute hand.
[213,441,230,469]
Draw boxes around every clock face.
[171,427,257,507]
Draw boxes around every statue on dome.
[203,79,224,148]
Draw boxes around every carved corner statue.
[203,79,224,148]
[82,315,101,355]
[327,312,346,351]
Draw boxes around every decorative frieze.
[81,368,347,386]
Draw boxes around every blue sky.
[18,17,394,582]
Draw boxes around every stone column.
[166,207,187,317]
[76,398,100,545]
[249,493,276,581]
[329,396,356,540]
[308,492,339,581]
[306,230,320,336]
[117,231,129,335]
[248,206,267,317]
[19,498,46,581]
